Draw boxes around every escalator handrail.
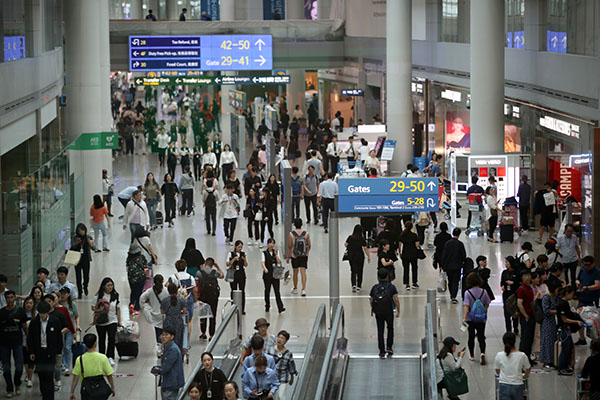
[425,304,439,400]
[176,304,239,400]
[290,303,327,400]
[314,303,344,400]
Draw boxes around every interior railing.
[314,303,346,400]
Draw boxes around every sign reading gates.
[70,132,118,150]
[337,178,439,214]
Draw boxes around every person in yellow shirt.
[70,333,115,400]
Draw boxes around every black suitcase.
[155,210,164,227]
[116,341,139,359]
[500,224,514,243]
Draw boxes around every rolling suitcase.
[155,210,164,228]
[500,224,514,243]
[71,329,86,367]
[116,341,139,359]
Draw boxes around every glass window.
[43,0,62,52]
[505,0,525,49]
[546,0,597,56]
[441,0,469,43]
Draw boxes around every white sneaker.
[301,289,306,297]
[63,368,70,376]
[156,343,163,358]
[108,358,116,366]
[54,381,61,391]
[26,379,33,388]
[291,288,298,294]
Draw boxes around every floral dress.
[160,296,186,350]
[539,294,558,364]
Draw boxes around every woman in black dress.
[433,222,452,270]
[344,225,371,292]
[377,239,397,282]
[180,238,205,278]
[71,223,95,297]
[398,221,421,291]
[224,169,242,198]
[161,173,179,227]
[260,187,276,245]
[265,174,280,225]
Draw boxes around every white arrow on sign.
[214,77,221,84]
[254,55,266,66]
[252,77,259,83]
[255,38,266,51]
[427,181,436,191]
[133,61,140,68]
[427,198,436,207]
[175,78,181,84]
[135,78,142,85]
[133,51,139,57]
[132,38,139,46]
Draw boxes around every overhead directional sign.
[134,75,291,86]
[129,35,273,71]
[337,178,440,214]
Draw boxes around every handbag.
[64,250,82,266]
[243,209,252,218]
[273,263,285,280]
[225,267,235,283]
[417,248,426,260]
[342,250,350,261]
[79,355,112,400]
[195,301,214,319]
[437,271,448,293]
[254,210,263,221]
[439,359,469,396]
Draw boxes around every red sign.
[479,168,488,177]
[497,167,506,177]
[548,158,581,201]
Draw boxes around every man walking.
[516,175,531,232]
[556,223,581,286]
[27,302,63,400]
[69,333,115,400]
[221,184,241,245]
[317,173,337,233]
[123,189,150,242]
[153,328,184,400]
[326,136,341,173]
[441,228,467,304]
[0,291,27,398]
[370,269,400,359]
[302,166,320,224]
[516,270,535,364]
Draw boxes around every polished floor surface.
[13,144,592,400]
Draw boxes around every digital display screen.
[4,36,25,62]
[547,31,567,53]
[129,35,273,71]
[374,136,386,158]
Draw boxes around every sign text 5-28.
[390,180,426,193]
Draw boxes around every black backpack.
[371,283,393,314]
[205,190,216,208]
[197,269,220,299]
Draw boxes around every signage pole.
[329,211,340,325]
[280,160,293,260]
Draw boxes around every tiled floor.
[14,144,591,400]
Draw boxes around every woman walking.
[462,272,491,365]
[192,352,228,400]
[179,166,195,217]
[436,337,465,400]
[90,194,110,252]
[180,238,205,278]
[344,224,370,292]
[143,173,161,230]
[556,286,584,375]
[494,332,531,400]
[224,169,242,198]
[126,242,148,314]
[377,239,397,282]
[398,221,421,290]
[433,222,452,270]
[260,187,276,245]
[196,258,223,341]
[71,223,95,297]
[226,241,248,315]
[245,187,261,246]
[265,174,280,225]
[58,287,79,376]
[540,280,560,369]
[161,173,179,227]
[500,256,521,334]
[140,274,168,357]
[93,277,121,365]
[486,186,500,243]
[160,284,187,350]
[261,239,285,314]
[219,144,238,186]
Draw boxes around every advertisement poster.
[304,0,318,19]
[201,0,220,20]
[548,158,582,201]
[445,111,471,152]
[263,0,285,20]
[504,124,522,152]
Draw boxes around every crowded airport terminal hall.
[1,0,600,399]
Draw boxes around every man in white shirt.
[123,190,150,242]
[0,274,7,308]
[49,267,79,300]
[344,136,360,163]
[326,136,342,175]
[202,147,218,170]
[317,173,338,233]
[331,111,342,132]
[220,184,241,245]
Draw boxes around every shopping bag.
[426,224,435,248]
[273,264,285,280]
[64,250,82,266]
[195,302,214,319]
[437,271,448,293]
[225,267,235,283]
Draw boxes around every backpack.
[504,293,520,318]
[371,283,393,314]
[126,253,147,284]
[93,297,110,325]
[291,177,302,196]
[205,190,216,208]
[516,252,534,271]
[197,269,220,299]
[467,289,487,323]
[292,231,308,257]
[532,298,544,323]
[417,212,429,226]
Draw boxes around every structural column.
[318,0,331,19]
[129,0,143,19]
[524,0,547,51]
[24,0,42,57]
[470,0,505,155]
[64,0,112,203]
[221,0,235,21]
[386,0,413,174]
[287,0,304,20]
[287,70,306,116]
[166,0,180,20]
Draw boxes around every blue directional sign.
[129,35,273,71]
[546,31,566,53]
[337,178,440,214]
[513,31,525,49]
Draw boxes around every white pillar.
[220,71,236,146]
[220,0,235,21]
[147,0,159,17]
[287,69,305,116]
[64,0,112,202]
[129,0,143,19]
[470,0,505,155]
[167,0,179,20]
[386,0,413,174]
[24,0,42,57]
[287,0,304,20]
[318,0,331,19]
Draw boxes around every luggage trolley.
[495,375,529,399]
[466,193,485,236]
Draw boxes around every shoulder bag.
[79,355,112,400]
[439,358,469,396]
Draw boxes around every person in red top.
[90,194,111,252]
[516,269,536,364]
